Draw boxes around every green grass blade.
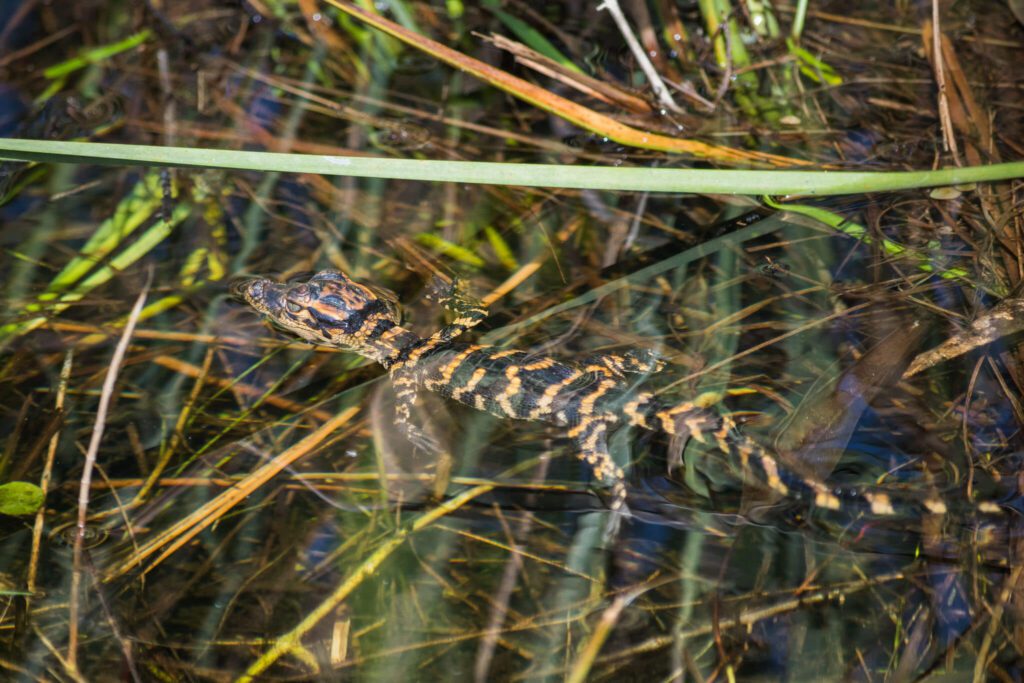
[0,139,1022,195]
[762,196,973,285]
[42,29,153,79]
[416,233,486,267]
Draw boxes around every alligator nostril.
[230,278,266,300]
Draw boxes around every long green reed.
[0,139,1021,195]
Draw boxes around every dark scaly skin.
[236,270,996,523]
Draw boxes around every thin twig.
[597,0,684,114]
[930,2,959,162]
[27,349,73,596]
[82,547,142,683]
[962,355,985,499]
[67,273,151,669]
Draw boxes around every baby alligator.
[235,270,988,522]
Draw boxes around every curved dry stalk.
[69,276,150,669]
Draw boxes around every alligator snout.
[230,277,282,312]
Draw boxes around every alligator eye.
[286,302,302,313]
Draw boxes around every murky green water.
[0,1,1022,680]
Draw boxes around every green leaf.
[1,139,1022,196]
[0,482,45,516]
[416,233,486,267]
[787,38,842,86]
[43,29,152,80]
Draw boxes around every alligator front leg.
[424,276,488,345]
